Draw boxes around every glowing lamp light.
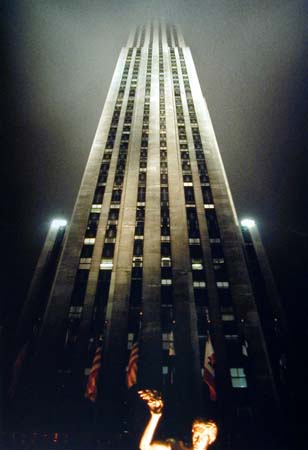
[241,218,256,229]
[51,218,67,229]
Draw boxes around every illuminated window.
[193,281,206,288]
[84,238,95,245]
[79,263,91,270]
[161,257,171,267]
[217,281,229,288]
[230,368,247,388]
[161,235,170,242]
[161,279,172,285]
[192,260,203,270]
[222,314,235,321]
[132,256,143,267]
[80,258,92,264]
[91,204,102,213]
[189,238,200,244]
[68,306,83,319]
[100,259,113,270]
[213,257,224,264]
[225,334,239,340]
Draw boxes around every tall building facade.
[7,21,287,450]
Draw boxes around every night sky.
[2,0,308,442]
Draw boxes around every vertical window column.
[178,48,246,395]
[60,50,135,385]
[170,49,209,363]
[159,40,175,388]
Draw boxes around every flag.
[126,341,138,388]
[204,334,216,401]
[8,342,29,398]
[168,331,175,356]
[84,343,102,402]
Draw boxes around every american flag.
[84,343,102,402]
[204,334,216,401]
[126,341,138,388]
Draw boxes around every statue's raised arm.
[138,389,218,450]
[138,390,170,450]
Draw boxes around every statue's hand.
[138,389,164,414]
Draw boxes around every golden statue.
[139,390,218,450]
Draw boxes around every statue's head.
[192,418,218,450]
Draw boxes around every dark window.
[94,270,111,312]
[218,289,232,307]
[136,207,145,221]
[93,186,105,204]
[133,240,143,256]
[112,189,122,202]
[201,186,213,204]
[161,286,173,306]
[127,309,141,334]
[131,267,143,280]
[161,188,169,202]
[103,244,115,258]
[108,209,119,221]
[190,245,203,259]
[138,187,146,202]
[161,243,171,256]
[81,245,94,258]
[86,213,100,237]
[194,288,208,306]
[135,221,144,236]
[71,270,89,306]
[130,279,142,305]
[106,225,117,238]
[161,307,173,331]
[211,243,224,259]
[206,211,220,239]
[161,173,168,185]
[161,267,172,279]
[184,187,195,203]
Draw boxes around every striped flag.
[204,334,216,401]
[84,343,102,402]
[126,341,138,388]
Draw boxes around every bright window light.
[100,259,113,270]
[51,219,67,228]
[241,218,256,229]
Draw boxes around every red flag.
[204,334,216,401]
[8,342,29,398]
[84,344,102,402]
[126,341,138,388]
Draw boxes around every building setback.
[7,21,287,450]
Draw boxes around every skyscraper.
[7,21,287,450]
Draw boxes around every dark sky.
[2,0,308,374]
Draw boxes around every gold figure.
[139,390,218,450]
